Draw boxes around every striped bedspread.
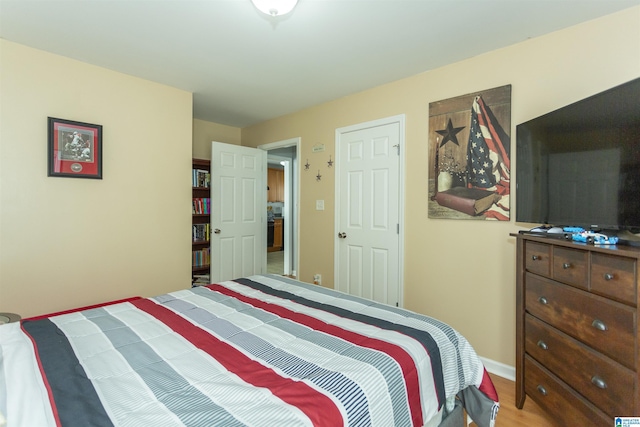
[0,275,498,427]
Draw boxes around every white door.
[335,116,404,306]
[210,142,266,282]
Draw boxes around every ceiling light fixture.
[251,0,298,17]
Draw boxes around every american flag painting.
[428,85,511,220]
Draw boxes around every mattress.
[0,275,498,427]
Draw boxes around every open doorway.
[260,138,299,278]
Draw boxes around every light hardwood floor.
[469,373,556,427]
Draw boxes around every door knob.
[214,229,221,234]
[338,232,347,239]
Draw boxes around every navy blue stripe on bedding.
[232,277,446,408]
[21,318,114,427]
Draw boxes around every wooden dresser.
[514,233,639,425]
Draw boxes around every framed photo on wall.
[48,117,103,179]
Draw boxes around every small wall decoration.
[327,155,333,168]
[48,117,103,179]
[304,159,310,170]
[428,85,511,221]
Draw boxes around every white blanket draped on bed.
[0,275,498,427]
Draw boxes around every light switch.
[316,200,324,210]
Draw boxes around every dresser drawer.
[552,246,588,290]
[591,252,637,306]
[525,241,551,277]
[525,273,636,368]
[524,356,610,427]
[525,314,635,418]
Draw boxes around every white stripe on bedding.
[0,323,57,427]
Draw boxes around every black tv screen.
[516,77,640,232]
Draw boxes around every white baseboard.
[480,356,515,382]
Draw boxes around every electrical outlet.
[313,274,321,286]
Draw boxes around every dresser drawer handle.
[591,319,608,331]
[537,340,548,350]
[536,385,548,396]
[538,296,548,305]
[562,262,571,269]
[603,273,614,281]
[531,255,540,261]
[591,376,607,389]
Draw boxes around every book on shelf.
[434,186,500,216]
[192,274,211,286]
[192,248,210,267]
[192,169,210,188]
[192,223,210,242]
[192,198,210,215]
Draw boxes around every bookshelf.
[192,158,210,284]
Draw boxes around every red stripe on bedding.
[207,283,424,427]
[479,368,499,402]
[131,298,344,427]
[23,297,142,321]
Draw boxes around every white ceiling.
[1,0,638,128]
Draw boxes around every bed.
[0,275,498,427]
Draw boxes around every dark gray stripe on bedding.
[21,318,114,427]
[85,308,244,427]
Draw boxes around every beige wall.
[0,40,193,318]
[192,118,241,159]
[241,7,640,366]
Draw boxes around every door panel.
[347,245,363,297]
[219,238,235,281]
[347,170,363,227]
[371,248,389,303]
[221,177,235,222]
[372,169,389,229]
[241,178,257,221]
[241,236,256,277]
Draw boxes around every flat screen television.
[516,77,640,238]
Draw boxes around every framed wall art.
[427,85,511,221]
[48,117,103,179]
